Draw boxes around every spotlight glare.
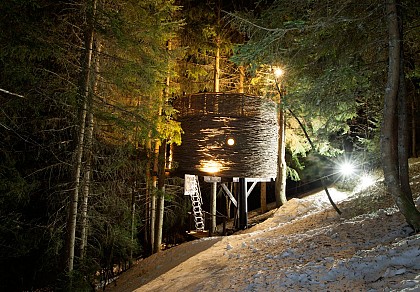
[360,175,375,189]
[274,68,284,78]
[200,160,222,174]
[339,162,355,176]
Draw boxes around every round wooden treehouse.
[173,93,278,233]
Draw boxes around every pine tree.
[0,0,183,289]
[176,0,244,94]
[0,0,83,289]
[381,0,420,232]
[230,0,420,230]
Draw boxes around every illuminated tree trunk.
[144,139,153,254]
[239,65,245,94]
[275,92,287,207]
[213,0,220,92]
[130,184,136,261]
[66,0,97,272]
[381,0,420,232]
[153,141,166,253]
[214,45,220,92]
[79,93,93,261]
[80,40,100,260]
[150,142,159,252]
[153,40,171,252]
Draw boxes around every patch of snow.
[109,183,420,292]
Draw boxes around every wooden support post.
[204,176,221,236]
[210,181,217,236]
[238,177,247,229]
[260,182,267,213]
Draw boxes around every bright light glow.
[326,187,348,202]
[274,68,284,78]
[227,138,235,146]
[200,160,222,174]
[339,162,355,176]
[360,175,375,189]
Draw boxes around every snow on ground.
[107,159,420,292]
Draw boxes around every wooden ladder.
[184,174,204,231]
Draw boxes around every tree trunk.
[397,32,412,200]
[153,141,166,253]
[79,99,94,261]
[79,39,100,260]
[239,65,245,93]
[153,39,172,252]
[214,44,220,92]
[150,141,159,252]
[381,0,420,232]
[144,139,152,254]
[66,0,97,272]
[275,91,287,207]
[213,0,220,93]
[130,185,136,261]
[412,96,417,158]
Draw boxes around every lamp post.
[273,68,287,207]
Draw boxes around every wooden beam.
[246,179,258,198]
[233,177,272,183]
[221,183,237,207]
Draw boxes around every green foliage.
[175,0,244,93]
[286,166,301,182]
[93,0,184,148]
[0,1,79,289]
[83,143,143,282]
[1,0,419,289]
[230,0,390,173]
[162,177,190,244]
[0,0,182,290]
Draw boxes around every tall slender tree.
[230,0,420,231]
[0,1,83,289]
[66,0,97,273]
[79,39,101,260]
[1,0,182,289]
[176,0,244,94]
[381,0,420,231]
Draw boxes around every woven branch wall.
[172,93,278,178]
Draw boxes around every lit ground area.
[106,158,420,292]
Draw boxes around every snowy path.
[107,162,420,292]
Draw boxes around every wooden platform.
[187,230,209,239]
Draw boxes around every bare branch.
[0,88,24,98]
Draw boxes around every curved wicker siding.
[173,93,278,178]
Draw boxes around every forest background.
[0,0,419,291]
